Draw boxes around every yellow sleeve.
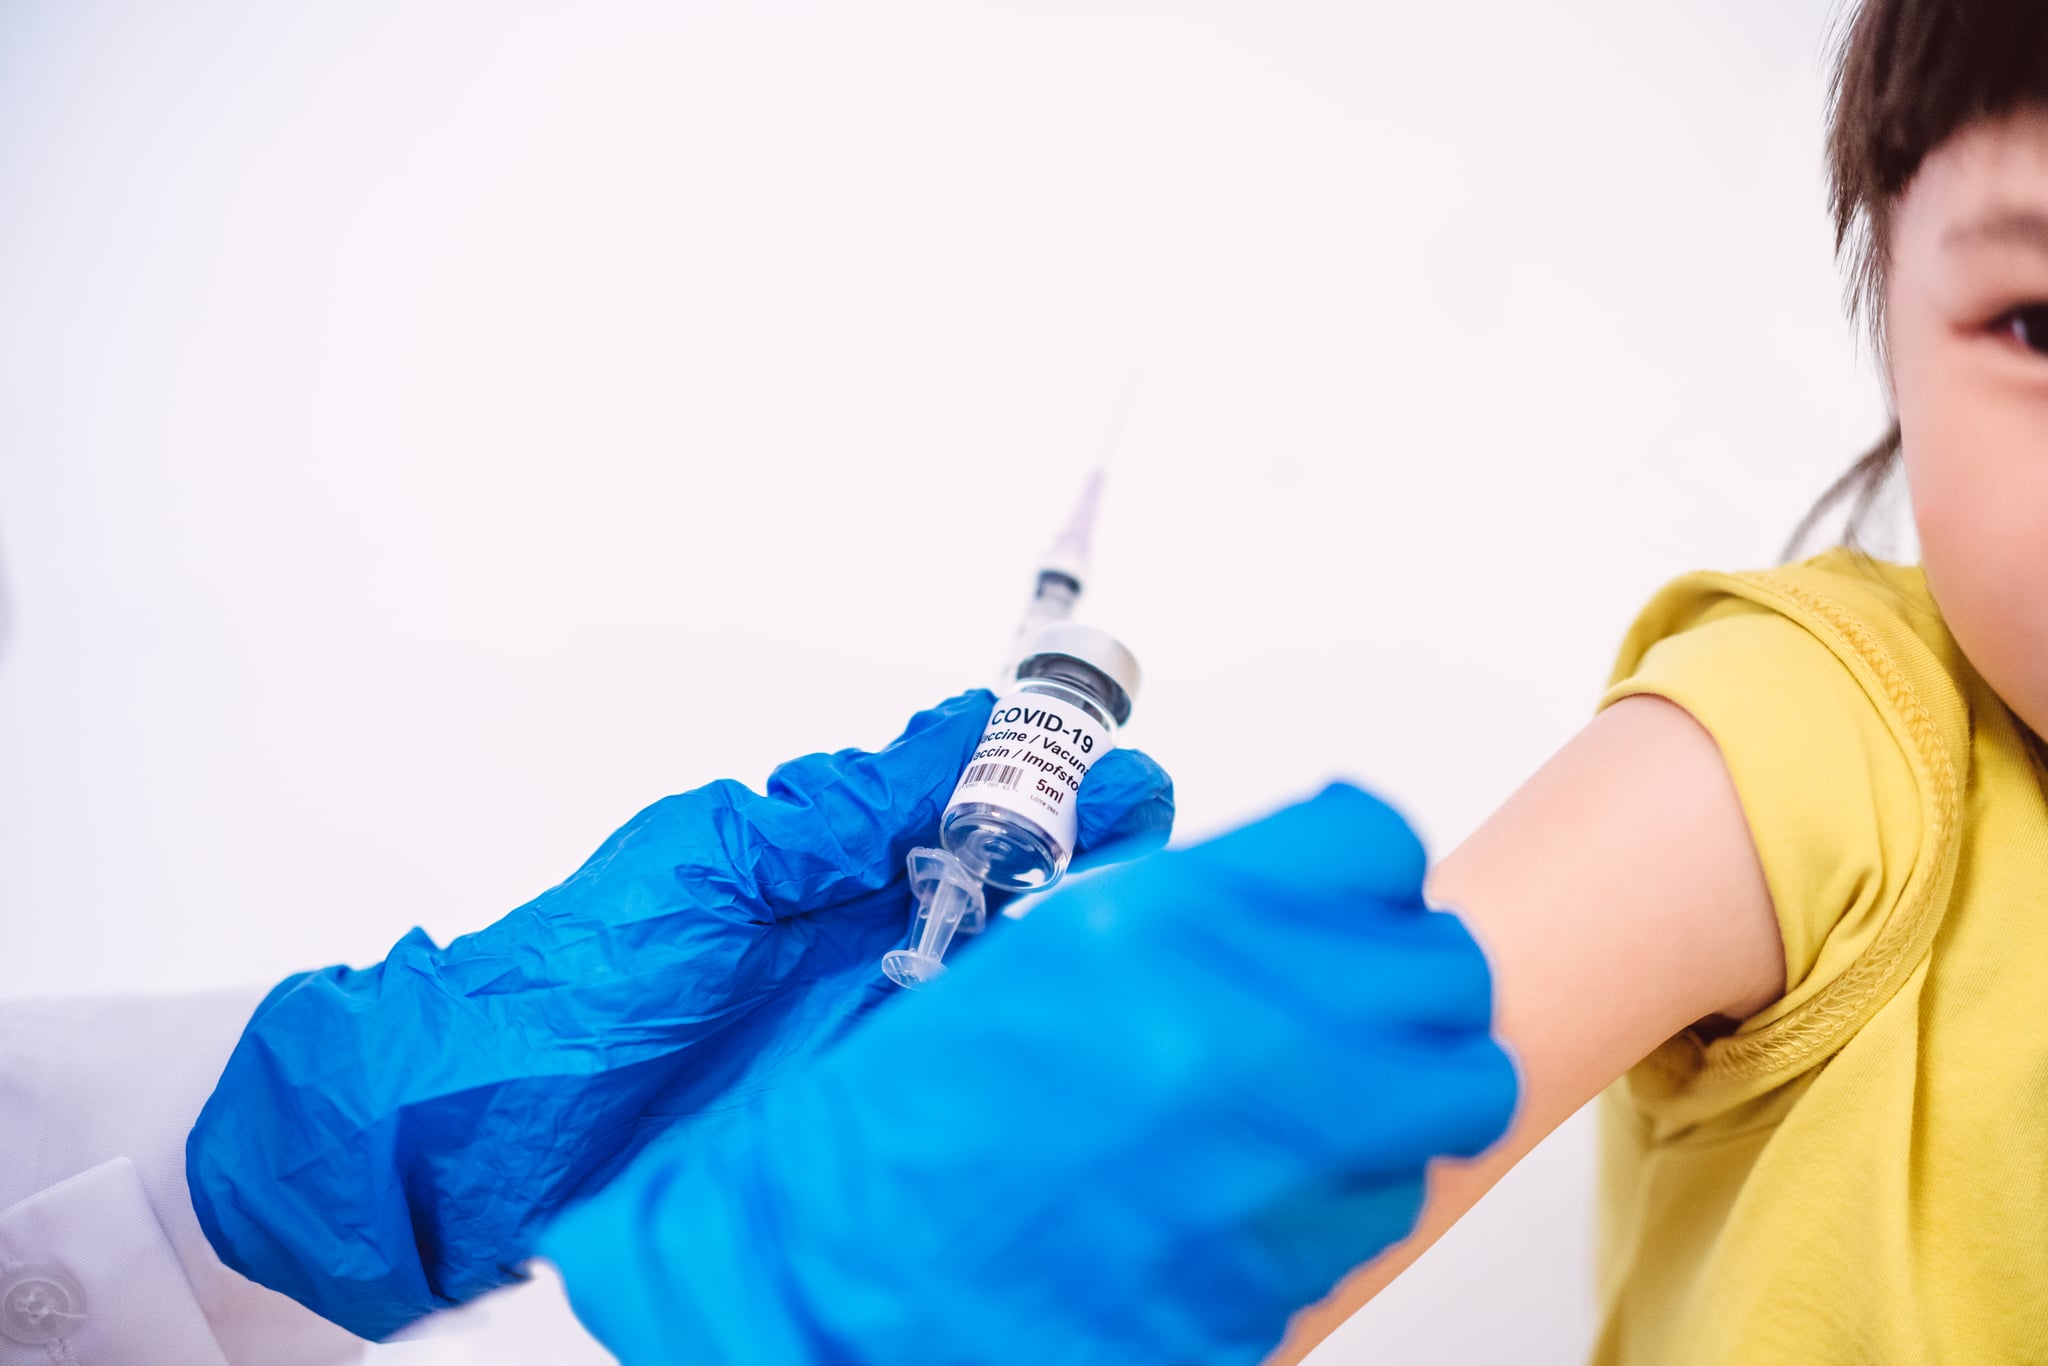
[1597,598,1922,1037]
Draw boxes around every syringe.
[887,377,1148,990]
[881,850,989,990]
[994,370,1140,685]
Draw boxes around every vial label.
[947,688,1115,854]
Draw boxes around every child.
[1276,2,2048,1361]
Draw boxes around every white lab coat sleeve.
[0,990,366,1366]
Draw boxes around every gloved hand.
[540,782,1519,1366]
[186,691,1172,1342]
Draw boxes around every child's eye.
[1994,305,2048,356]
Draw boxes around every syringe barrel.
[997,569,1083,685]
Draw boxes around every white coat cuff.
[0,1157,229,1365]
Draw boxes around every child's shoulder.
[1611,548,1956,700]
[1603,548,1978,1115]
[1605,547,1971,896]
[1608,549,1982,787]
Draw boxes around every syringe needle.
[1094,364,1145,474]
[997,367,1147,684]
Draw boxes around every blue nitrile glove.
[541,782,1519,1366]
[185,690,1172,1342]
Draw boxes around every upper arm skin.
[1264,694,1787,1363]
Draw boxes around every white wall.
[0,3,1880,1362]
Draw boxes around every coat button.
[0,1265,87,1347]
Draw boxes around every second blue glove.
[543,782,1518,1366]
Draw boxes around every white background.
[0,2,1886,1361]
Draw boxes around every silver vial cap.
[1021,621,1142,707]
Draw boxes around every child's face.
[1889,106,2048,740]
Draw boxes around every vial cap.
[1018,622,1142,719]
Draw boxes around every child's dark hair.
[1790,0,2048,555]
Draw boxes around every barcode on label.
[962,762,1024,791]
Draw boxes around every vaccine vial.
[941,621,1141,892]
[882,622,1142,989]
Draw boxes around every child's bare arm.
[1266,693,1787,1363]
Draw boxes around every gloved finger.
[1173,780,1430,905]
[686,693,1172,925]
[1028,782,1491,1036]
[1070,746,1175,871]
[659,691,996,923]
[1223,1172,1429,1306]
[925,795,1516,1175]
[1295,1029,1520,1169]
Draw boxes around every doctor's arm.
[0,990,366,1366]
[1267,694,1788,1363]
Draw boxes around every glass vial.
[940,621,1142,892]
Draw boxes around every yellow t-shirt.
[1591,549,2048,1365]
